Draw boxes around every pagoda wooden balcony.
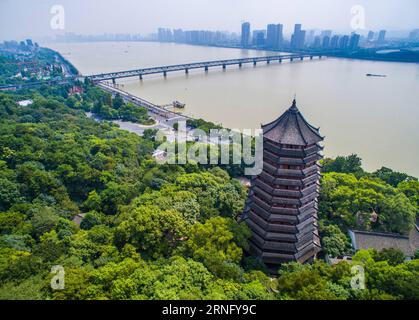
[263,150,323,166]
[248,242,295,263]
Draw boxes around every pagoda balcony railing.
[259,170,304,187]
[299,200,316,213]
[271,196,301,206]
[267,222,297,234]
[303,152,323,165]
[273,188,302,198]
[302,165,320,176]
[249,240,295,262]
[262,240,297,253]
[299,191,319,205]
[247,217,298,242]
[263,162,277,176]
[276,168,306,178]
[300,183,319,197]
[264,152,323,166]
[266,232,297,242]
[302,173,320,186]
[296,216,316,233]
[264,142,305,157]
[274,178,303,187]
[255,179,302,198]
[303,143,324,156]
[260,251,295,264]
[252,186,274,203]
[270,206,299,216]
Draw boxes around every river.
[46,41,419,177]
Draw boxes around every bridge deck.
[87,53,321,82]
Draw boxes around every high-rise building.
[377,30,387,44]
[320,30,332,39]
[266,24,284,49]
[339,35,350,50]
[252,30,266,47]
[322,36,330,49]
[157,28,172,42]
[242,99,324,270]
[291,24,306,49]
[330,35,340,49]
[367,31,375,42]
[241,22,251,47]
[349,33,360,51]
[173,29,185,43]
[313,36,321,48]
[305,30,316,46]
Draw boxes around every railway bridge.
[86,53,323,84]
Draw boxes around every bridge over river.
[85,53,323,84]
[0,53,323,90]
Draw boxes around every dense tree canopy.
[0,73,418,300]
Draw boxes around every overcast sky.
[1,0,418,41]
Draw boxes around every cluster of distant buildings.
[155,23,419,54]
[240,22,389,52]
[55,32,144,42]
[157,28,239,46]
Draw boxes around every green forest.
[0,79,418,300]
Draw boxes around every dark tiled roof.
[349,229,418,257]
[263,99,324,146]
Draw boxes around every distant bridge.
[0,53,324,90]
[86,53,323,84]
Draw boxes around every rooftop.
[349,228,419,257]
[262,99,324,146]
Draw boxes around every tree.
[319,223,351,257]
[373,167,416,187]
[374,248,406,266]
[182,217,248,279]
[378,194,415,234]
[114,205,188,258]
[322,154,364,176]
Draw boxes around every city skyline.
[1,0,419,41]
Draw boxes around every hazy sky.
[1,0,418,41]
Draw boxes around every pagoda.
[242,99,324,270]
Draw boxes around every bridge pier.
[139,74,143,80]
[239,62,242,68]
[112,78,116,85]
[267,60,270,64]
[300,57,304,61]
[222,64,226,70]
[253,60,257,66]
[185,68,189,74]
[290,58,294,62]
[310,56,313,60]
[319,55,322,59]
[163,71,167,77]
[205,66,208,72]
[279,58,282,63]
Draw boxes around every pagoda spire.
[290,97,298,112]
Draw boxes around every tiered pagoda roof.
[262,99,323,145]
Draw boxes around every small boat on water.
[173,101,185,108]
[366,73,387,77]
